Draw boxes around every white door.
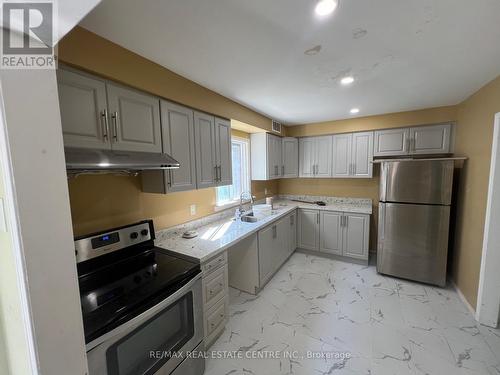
[215,117,232,186]
[297,209,320,250]
[258,224,277,286]
[161,101,197,192]
[282,137,298,178]
[289,211,297,254]
[409,124,452,155]
[332,134,352,178]
[343,214,370,260]
[106,83,162,153]
[352,131,374,178]
[315,136,333,177]
[299,138,316,177]
[57,69,110,149]
[320,211,343,255]
[194,112,217,189]
[374,128,410,157]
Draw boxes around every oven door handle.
[86,271,202,351]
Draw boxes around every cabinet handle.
[167,170,172,187]
[290,215,294,226]
[214,165,218,182]
[111,111,118,141]
[352,164,356,175]
[282,165,285,176]
[405,137,410,152]
[273,225,277,238]
[101,110,109,141]
[317,213,319,224]
[411,138,415,152]
[346,216,349,227]
[217,165,221,182]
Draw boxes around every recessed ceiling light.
[315,0,338,16]
[340,76,354,85]
[350,108,360,114]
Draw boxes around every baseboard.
[452,281,477,318]
[296,248,369,266]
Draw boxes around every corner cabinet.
[298,208,370,263]
[251,133,298,180]
[374,123,453,157]
[194,113,232,189]
[58,68,162,153]
[332,131,373,178]
[298,136,333,178]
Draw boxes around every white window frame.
[216,136,251,207]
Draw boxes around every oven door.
[86,273,203,375]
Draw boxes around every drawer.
[203,265,227,308]
[205,296,227,337]
[202,252,227,274]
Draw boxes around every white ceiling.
[80,0,500,125]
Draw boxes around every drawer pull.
[220,313,224,318]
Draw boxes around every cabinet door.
[409,124,452,155]
[194,112,217,189]
[267,134,281,179]
[352,131,374,178]
[258,224,277,287]
[343,214,370,260]
[57,69,110,149]
[162,101,197,192]
[332,134,352,178]
[373,128,410,157]
[299,138,315,177]
[289,212,297,254]
[282,137,298,178]
[320,211,343,255]
[274,136,283,178]
[275,218,289,270]
[315,136,333,177]
[215,117,233,186]
[106,83,162,153]
[297,209,320,250]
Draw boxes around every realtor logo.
[1,1,56,69]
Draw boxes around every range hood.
[65,147,180,172]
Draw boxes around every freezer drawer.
[380,160,454,205]
[377,202,450,286]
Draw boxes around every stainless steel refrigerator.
[377,159,454,286]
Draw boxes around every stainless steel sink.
[240,212,259,223]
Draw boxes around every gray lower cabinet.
[106,83,162,153]
[201,251,228,348]
[320,211,343,255]
[298,208,370,262]
[229,211,297,295]
[297,208,320,250]
[194,112,232,189]
[142,101,197,193]
[57,69,109,149]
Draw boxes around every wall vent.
[272,120,282,134]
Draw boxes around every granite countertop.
[155,197,372,263]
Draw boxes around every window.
[216,137,250,206]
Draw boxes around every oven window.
[106,292,194,375]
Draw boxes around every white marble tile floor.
[204,252,500,375]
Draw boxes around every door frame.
[476,112,500,328]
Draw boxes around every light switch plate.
[265,188,268,195]
[0,198,6,232]
[190,204,196,216]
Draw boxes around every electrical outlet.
[190,204,196,216]
[264,188,268,195]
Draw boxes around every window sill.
[214,200,240,212]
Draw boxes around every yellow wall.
[57,27,272,131]
[452,75,500,308]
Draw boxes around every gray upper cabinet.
[282,137,298,178]
[332,133,352,178]
[57,69,109,149]
[409,124,452,155]
[374,123,453,157]
[194,111,217,189]
[299,136,332,178]
[106,83,162,153]
[374,128,410,157]
[143,101,197,194]
[351,131,374,178]
[215,118,233,186]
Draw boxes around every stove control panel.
[74,221,153,263]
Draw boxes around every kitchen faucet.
[239,191,255,214]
